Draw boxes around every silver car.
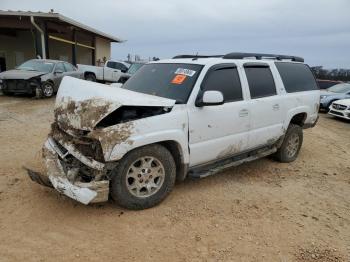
[0,59,82,97]
[319,83,350,111]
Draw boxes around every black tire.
[85,73,96,82]
[110,144,176,210]
[41,81,54,98]
[274,124,303,163]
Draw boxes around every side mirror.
[121,69,127,73]
[196,90,224,107]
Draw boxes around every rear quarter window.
[275,62,318,92]
[244,65,277,99]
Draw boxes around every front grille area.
[51,123,104,162]
[332,103,347,111]
[3,79,29,90]
[329,110,344,116]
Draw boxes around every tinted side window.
[202,67,243,102]
[275,62,318,92]
[115,63,128,71]
[244,66,276,98]
[55,63,66,72]
[106,61,116,69]
[64,62,75,72]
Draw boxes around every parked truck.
[78,60,129,83]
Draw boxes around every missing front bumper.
[27,137,110,205]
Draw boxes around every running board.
[189,147,277,178]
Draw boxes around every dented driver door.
[188,64,251,167]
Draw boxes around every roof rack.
[172,55,223,59]
[223,52,304,62]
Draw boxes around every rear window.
[275,62,318,92]
[244,66,277,99]
[122,63,203,103]
[64,62,75,72]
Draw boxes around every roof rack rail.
[223,52,304,62]
[172,55,223,59]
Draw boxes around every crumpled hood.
[55,76,176,131]
[0,69,46,80]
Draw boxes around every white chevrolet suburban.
[27,52,320,210]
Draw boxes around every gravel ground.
[0,95,349,262]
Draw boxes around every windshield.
[122,63,203,103]
[17,60,54,73]
[327,83,350,93]
[127,63,145,74]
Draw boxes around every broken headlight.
[29,78,41,87]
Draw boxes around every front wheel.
[274,124,303,163]
[41,82,54,98]
[110,144,176,210]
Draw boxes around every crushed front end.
[26,77,175,205]
[27,123,111,204]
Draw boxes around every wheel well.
[159,141,188,182]
[328,99,337,106]
[84,72,95,77]
[290,113,307,127]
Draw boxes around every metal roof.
[0,10,124,42]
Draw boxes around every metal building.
[0,10,123,71]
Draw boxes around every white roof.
[0,10,123,42]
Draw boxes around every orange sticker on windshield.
[171,74,187,84]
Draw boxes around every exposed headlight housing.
[29,78,40,87]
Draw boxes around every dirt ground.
[0,95,349,262]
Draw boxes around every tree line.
[310,66,350,81]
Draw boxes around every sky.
[1,0,349,68]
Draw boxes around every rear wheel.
[85,73,96,82]
[274,124,303,163]
[110,144,176,210]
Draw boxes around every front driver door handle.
[239,109,249,117]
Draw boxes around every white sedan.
[328,99,350,120]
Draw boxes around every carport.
[0,10,123,71]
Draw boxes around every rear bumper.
[27,137,109,205]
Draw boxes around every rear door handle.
[273,104,280,111]
[239,109,249,117]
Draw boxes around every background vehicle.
[118,62,146,84]
[328,99,350,120]
[78,60,129,83]
[319,83,350,111]
[0,59,82,97]
[28,52,319,210]
[317,79,342,89]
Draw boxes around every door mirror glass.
[196,90,224,107]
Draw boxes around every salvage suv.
[27,52,320,210]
